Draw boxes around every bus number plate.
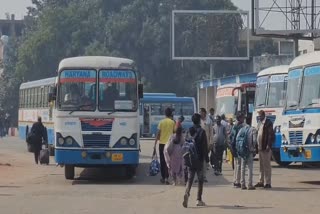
[305,150,312,159]
[112,153,123,162]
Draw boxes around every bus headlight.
[129,138,136,146]
[316,135,320,144]
[58,137,64,145]
[120,138,127,146]
[65,137,73,146]
[310,134,315,143]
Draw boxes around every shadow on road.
[189,204,273,210]
[71,162,231,186]
[299,181,320,185]
[267,186,320,192]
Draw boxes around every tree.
[251,38,278,56]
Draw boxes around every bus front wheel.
[65,165,75,180]
[272,150,291,167]
[125,166,136,179]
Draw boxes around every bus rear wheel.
[65,165,75,180]
[272,150,291,167]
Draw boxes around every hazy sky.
[0,0,250,19]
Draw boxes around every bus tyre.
[49,146,55,156]
[65,165,75,180]
[125,166,136,179]
[272,151,291,167]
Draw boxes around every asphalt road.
[1,137,320,214]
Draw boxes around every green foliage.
[251,38,278,56]
[15,0,241,96]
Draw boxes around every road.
[0,137,320,214]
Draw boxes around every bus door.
[143,104,151,136]
[244,87,255,125]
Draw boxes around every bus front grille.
[289,131,303,144]
[82,134,110,148]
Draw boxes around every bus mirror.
[48,87,57,102]
[138,84,143,99]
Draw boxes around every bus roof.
[257,65,289,77]
[58,56,135,70]
[143,93,177,97]
[289,51,320,69]
[217,83,242,89]
[20,77,56,90]
[141,96,194,103]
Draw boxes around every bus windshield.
[255,76,268,108]
[300,66,320,108]
[58,70,96,111]
[267,75,287,107]
[216,96,236,116]
[285,69,302,109]
[98,70,137,112]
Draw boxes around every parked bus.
[49,56,143,179]
[281,52,320,163]
[216,83,256,124]
[19,77,56,154]
[252,65,289,166]
[139,93,196,137]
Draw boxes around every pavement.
[0,136,320,214]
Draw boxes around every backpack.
[182,129,202,170]
[236,125,251,159]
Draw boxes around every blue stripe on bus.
[284,109,320,115]
[239,73,257,83]
[220,76,237,85]
[288,69,302,79]
[19,125,55,145]
[140,97,194,102]
[304,66,320,76]
[55,149,139,165]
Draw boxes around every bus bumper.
[280,145,320,162]
[55,149,139,166]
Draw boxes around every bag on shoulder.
[182,129,202,170]
[149,149,160,176]
[236,125,251,159]
[26,131,36,144]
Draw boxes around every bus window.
[151,103,161,115]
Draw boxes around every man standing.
[230,112,246,188]
[209,108,215,124]
[183,113,208,208]
[154,107,175,185]
[200,108,213,182]
[212,115,228,176]
[255,110,275,189]
[30,116,47,164]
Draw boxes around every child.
[164,127,184,185]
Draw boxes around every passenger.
[102,84,119,109]
[199,108,213,182]
[64,84,81,104]
[221,114,228,127]
[153,107,175,185]
[238,125,257,190]
[230,112,246,188]
[209,108,215,124]
[211,115,228,176]
[164,126,184,186]
[255,110,275,189]
[183,113,208,208]
[175,115,185,130]
[30,116,47,164]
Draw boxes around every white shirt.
[257,118,266,151]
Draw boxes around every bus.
[49,56,143,180]
[19,77,56,154]
[281,51,320,163]
[139,93,196,137]
[216,83,256,124]
[252,65,289,166]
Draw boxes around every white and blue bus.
[281,52,320,163]
[139,93,196,137]
[50,56,143,179]
[19,77,56,154]
[252,65,289,166]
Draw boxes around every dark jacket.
[30,122,46,147]
[189,125,209,163]
[260,118,275,151]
